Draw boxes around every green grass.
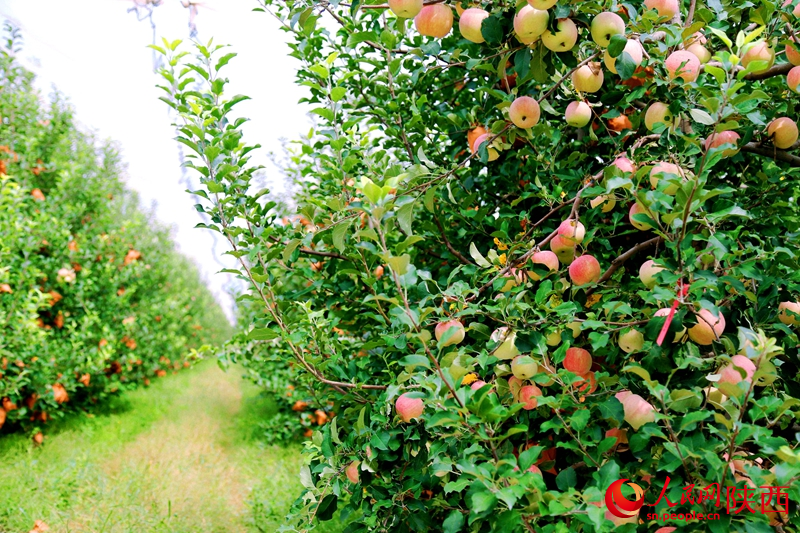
[0,360,341,533]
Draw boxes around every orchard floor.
[0,360,337,533]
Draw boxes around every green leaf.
[332,221,350,253]
[470,243,492,268]
[443,510,465,533]
[330,86,347,102]
[316,494,338,521]
[283,239,301,263]
[247,327,279,340]
[480,15,504,45]
[387,254,411,275]
[397,201,415,235]
[616,52,637,80]
[555,467,577,490]
[607,34,627,58]
[690,108,715,125]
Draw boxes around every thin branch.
[267,236,348,261]
[741,142,800,166]
[434,211,475,266]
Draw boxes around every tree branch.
[587,236,663,295]
[434,211,475,266]
[741,142,800,166]
[744,62,793,81]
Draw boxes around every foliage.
[156,0,800,530]
[0,25,230,435]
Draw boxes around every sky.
[0,0,313,320]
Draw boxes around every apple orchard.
[157,0,800,529]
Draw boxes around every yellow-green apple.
[644,0,679,18]
[665,50,701,82]
[789,66,800,92]
[513,5,549,44]
[618,328,644,353]
[396,393,424,422]
[346,461,360,483]
[415,4,454,37]
[388,0,423,18]
[509,95,541,128]
[567,321,582,338]
[519,384,543,409]
[590,194,616,212]
[541,18,578,52]
[613,156,635,173]
[649,161,686,194]
[705,130,740,157]
[787,44,800,65]
[459,8,489,43]
[688,308,725,345]
[511,355,538,379]
[604,39,643,73]
[629,202,657,230]
[435,319,466,346]
[644,102,677,132]
[639,259,665,288]
[590,12,625,48]
[686,33,712,63]
[718,354,756,385]
[557,219,585,244]
[528,250,559,280]
[569,254,601,285]
[545,330,561,346]
[741,41,775,74]
[565,100,592,127]
[615,391,655,430]
[563,346,592,375]
[472,133,499,161]
[491,327,519,359]
[779,301,800,325]
[549,234,576,263]
[768,117,798,149]
[572,62,604,93]
[654,307,687,342]
[528,0,556,8]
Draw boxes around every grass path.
[0,361,319,533]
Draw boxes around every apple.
[346,461,360,483]
[526,464,543,475]
[644,0,679,19]
[472,133,499,161]
[789,66,800,92]
[565,101,592,127]
[572,62,604,93]
[459,8,490,43]
[779,301,800,325]
[654,307,687,342]
[688,308,726,345]
[718,354,756,385]
[467,125,488,151]
[528,250,559,280]
[435,319,466,346]
[509,95,541,129]
[563,347,592,375]
[629,202,657,231]
[767,117,798,149]
[665,50,701,82]
[618,328,644,353]
[605,427,628,446]
[500,267,526,292]
[549,235,576,264]
[649,161,686,194]
[415,4,454,38]
[511,355,538,380]
[644,102,677,132]
[519,384,543,410]
[787,44,800,66]
[470,379,489,390]
[508,375,523,401]
[616,391,655,430]
[639,259,665,288]
[604,39,643,74]
[388,0,423,18]
[741,41,775,74]
[396,393,424,422]
[569,254,601,285]
[557,219,585,244]
[705,130,740,157]
[590,194,617,212]
[541,18,578,52]
[685,35,712,64]
[590,12,625,48]
[514,5,549,44]
[528,0,556,8]
[613,156,635,173]
[545,330,561,346]
[491,327,519,359]
[567,321,582,338]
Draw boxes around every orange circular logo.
[605,478,645,519]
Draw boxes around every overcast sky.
[0,0,313,320]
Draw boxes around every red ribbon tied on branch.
[656,280,690,346]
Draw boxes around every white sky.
[0,0,313,320]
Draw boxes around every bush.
[0,25,230,434]
[157,0,800,530]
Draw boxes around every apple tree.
[156,0,800,529]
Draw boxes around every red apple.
[705,130,740,157]
[767,117,798,149]
[565,101,592,127]
[541,18,578,52]
[557,219,585,244]
[665,50,701,82]
[528,250,559,280]
[509,95,541,129]
[415,4,454,37]
[396,393,424,422]
[435,319,466,346]
[718,354,756,385]
[519,384,543,409]
[563,346,592,375]
[568,254,601,285]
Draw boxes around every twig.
[740,142,800,166]
[434,211,475,266]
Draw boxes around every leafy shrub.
[157,0,800,530]
[0,26,230,434]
